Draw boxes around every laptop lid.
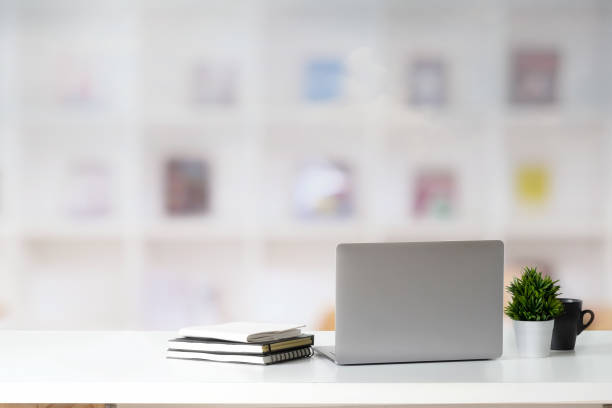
[335,240,503,364]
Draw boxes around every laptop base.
[315,346,338,363]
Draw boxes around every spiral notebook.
[168,334,314,355]
[166,346,314,365]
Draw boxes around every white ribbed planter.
[513,320,554,358]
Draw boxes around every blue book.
[303,59,345,102]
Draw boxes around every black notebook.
[168,334,314,355]
[166,346,314,365]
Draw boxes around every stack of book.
[167,322,314,365]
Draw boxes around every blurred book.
[56,56,107,108]
[64,161,112,218]
[407,57,447,107]
[510,49,559,105]
[293,160,353,219]
[412,169,456,219]
[192,61,238,106]
[515,164,550,206]
[303,58,345,102]
[164,158,210,216]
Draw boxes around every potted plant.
[505,267,563,358]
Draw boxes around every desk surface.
[1,329,612,404]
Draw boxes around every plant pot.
[513,319,554,358]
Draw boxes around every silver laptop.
[317,240,503,364]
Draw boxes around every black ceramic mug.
[551,298,594,350]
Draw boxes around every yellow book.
[515,164,550,205]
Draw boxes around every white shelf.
[0,0,611,330]
[18,110,131,128]
[143,220,245,241]
[385,107,484,129]
[3,220,608,243]
[143,108,248,129]
[385,221,485,241]
[21,222,125,241]
[504,220,605,242]
[503,109,608,127]
[262,222,369,242]
[265,105,370,127]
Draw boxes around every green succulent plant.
[505,266,563,321]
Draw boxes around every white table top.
[1,329,612,405]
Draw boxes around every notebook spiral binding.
[270,346,314,363]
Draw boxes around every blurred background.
[1,0,612,330]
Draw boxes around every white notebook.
[178,322,306,343]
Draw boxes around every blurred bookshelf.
[1,0,612,330]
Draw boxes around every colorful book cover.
[515,164,550,206]
[510,49,559,105]
[164,158,210,215]
[303,58,345,102]
[408,57,447,107]
[64,160,112,218]
[192,61,238,106]
[412,169,456,219]
[293,160,353,219]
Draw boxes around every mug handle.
[578,309,595,334]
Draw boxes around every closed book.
[166,346,314,365]
[168,334,314,355]
[179,322,305,343]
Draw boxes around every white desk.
[1,330,612,405]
